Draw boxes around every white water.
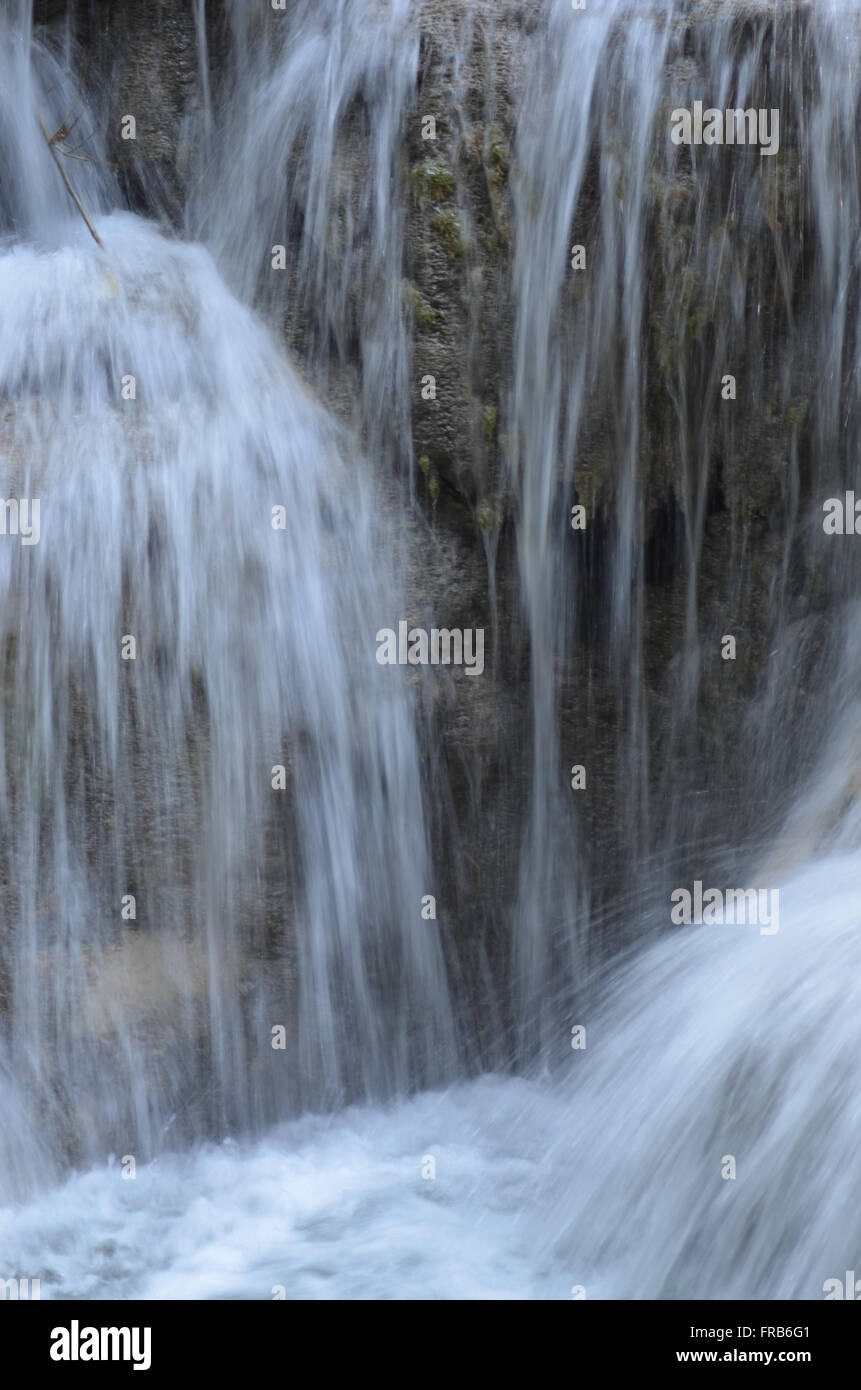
[3,847,860,1300]
[0,6,454,1178]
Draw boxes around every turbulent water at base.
[3,848,861,1299]
[1,0,861,1299]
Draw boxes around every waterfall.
[510,0,861,1038]
[1,0,861,1300]
[189,0,421,475]
[0,0,455,1189]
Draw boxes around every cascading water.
[192,0,422,474]
[1,0,861,1301]
[511,0,861,1036]
[0,0,454,1191]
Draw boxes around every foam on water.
[3,848,859,1299]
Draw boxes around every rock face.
[29,0,861,1066]
[35,0,216,219]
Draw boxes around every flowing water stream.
[1,0,860,1299]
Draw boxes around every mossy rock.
[489,140,509,179]
[410,162,456,201]
[431,210,465,259]
[401,281,437,329]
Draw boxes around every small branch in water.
[37,113,104,250]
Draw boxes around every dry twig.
[37,112,104,249]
